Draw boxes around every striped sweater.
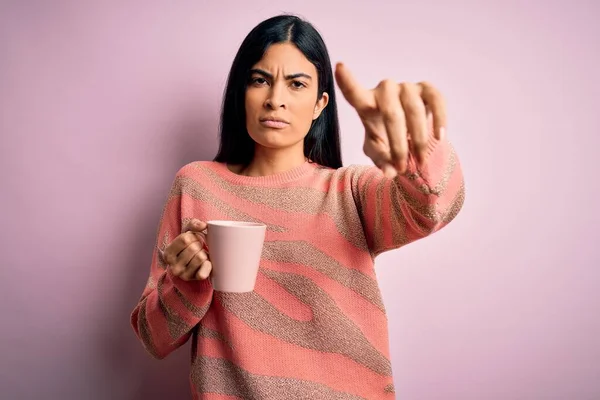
[131,136,465,399]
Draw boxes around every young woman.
[131,14,464,399]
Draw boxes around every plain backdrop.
[1,1,599,399]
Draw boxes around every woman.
[131,14,464,399]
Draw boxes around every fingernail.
[438,127,446,140]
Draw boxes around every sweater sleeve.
[130,167,214,359]
[351,133,465,257]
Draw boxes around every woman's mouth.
[260,118,290,129]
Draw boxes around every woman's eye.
[291,81,306,89]
[251,77,267,85]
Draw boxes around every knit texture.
[131,136,465,399]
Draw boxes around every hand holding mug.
[162,219,212,281]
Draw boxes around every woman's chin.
[250,132,301,150]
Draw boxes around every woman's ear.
[313,92,329,120]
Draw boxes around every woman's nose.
[264,83,287,109]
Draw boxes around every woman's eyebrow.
[250,69,312,80]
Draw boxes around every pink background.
[1,1,599,399]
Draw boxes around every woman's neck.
[238,146,307,177]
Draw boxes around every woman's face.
[245,42,329,154]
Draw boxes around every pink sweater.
[131,136,464,399]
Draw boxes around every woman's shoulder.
[315,163,376,178]
[308,164,381,193]
[174,160,223,178]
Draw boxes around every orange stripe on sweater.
[257,260,391,356]
[199,302,392,399]
[179,183,376,277]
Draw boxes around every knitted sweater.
[131,137,465,399]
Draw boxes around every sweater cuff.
[164,268,213,311]
[401,133,448,189]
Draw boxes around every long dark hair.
[213,15,343,169]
